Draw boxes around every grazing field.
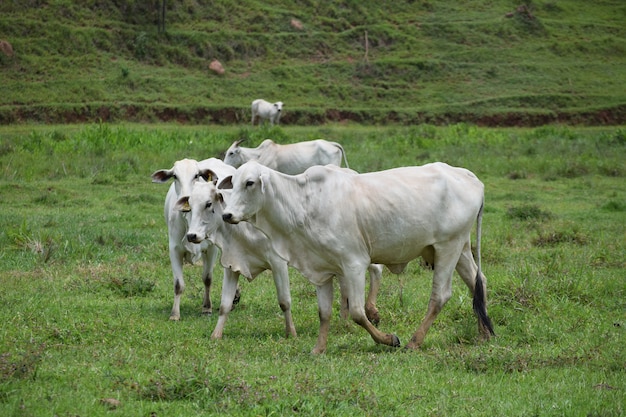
[0,123,624,416]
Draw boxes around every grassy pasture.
[0,123,624,416]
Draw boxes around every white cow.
[151,158,237,321]
[219,161,495,354]
[224,139,349,175]
[251,99,283,126]
[175,179,297,339]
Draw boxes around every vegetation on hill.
[1,0,625,125]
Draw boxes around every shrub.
[506,204,552,221]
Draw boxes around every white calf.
[151,158,236,320]
[251,99,283,126]
[177,180,297,339]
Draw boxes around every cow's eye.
[205,202,212,209]
[245,180,254,187]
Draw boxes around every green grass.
[1,1,625,124]
[0,123,624,416]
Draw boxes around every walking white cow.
[224,139,349,175]
[151,158,237,320]
[219,161,495,354]
[251,99,283,126]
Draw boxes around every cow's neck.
[256,172,306,247]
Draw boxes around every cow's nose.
[222,213,233,222]
[186,233,199,243]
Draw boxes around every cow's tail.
[472,200,496,336]
[335,143,350,169]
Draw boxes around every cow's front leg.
[201,245,219,315]
[312,281,334,354]
[169,245,185,321]
[211,268,240,340]
[365,264,383,326]
[271,260,297,338]
[341,271,400,348]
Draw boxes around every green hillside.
[1,0,625,125]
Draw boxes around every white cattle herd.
[152,137,495,354]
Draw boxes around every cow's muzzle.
[186,233,203,244]
[222,213,239,224]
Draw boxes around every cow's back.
[298,163,483,264]
[273,140,344,174]
[352,163,483,260]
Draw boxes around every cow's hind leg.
[406,244,458,349]
[455,242,495,340]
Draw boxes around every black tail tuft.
[473,272,495,336]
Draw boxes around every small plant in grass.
[6,221,56,264]
[601,200,625,212]
[532,229,588,247]
[0,344,45,382]
[506,203,552,221]
[108,276,156,297]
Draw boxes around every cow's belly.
[369,242,428,266]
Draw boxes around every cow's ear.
[217,175,233,190]
[151,169,173,183]
[199,169,218,184]
[260,172,269,193]
[217,192,225,205]
[175,196,191,212]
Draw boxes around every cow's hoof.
[169,315,180,321]
[391,334,401,347]
[201,308,212,316]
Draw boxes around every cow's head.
[219,161,268,225]
[176,178,225,244]
[223,139,247,168]
[151,158,213,199]
[273,102,283,113]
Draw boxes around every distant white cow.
[224,139,349,175]
[151,158,237,320]
[220,161,495,354]
[251,99,283,126]
[181,178,383,334]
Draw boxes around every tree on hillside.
[157,0,166,33]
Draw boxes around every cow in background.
[151,158,238,320]
[224,139,349,175]
[251,99,283,126]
